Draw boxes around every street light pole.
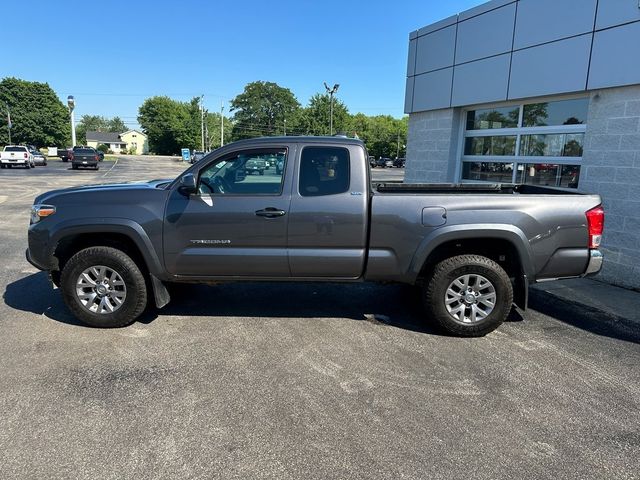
[67,96,76,147]
[5,103,11,144]
[323,82,339,136]
[200,95,205,152]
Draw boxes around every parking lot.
[0,156,638,479]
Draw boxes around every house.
[85,130,149,155]
[119,129,149,155]
[86,131,128,153]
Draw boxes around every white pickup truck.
[1,145,34,169]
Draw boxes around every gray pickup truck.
[26,136,604,336]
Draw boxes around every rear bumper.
[584,249,603,276]
[1,160,28,165]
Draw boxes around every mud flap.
[150,274,171,309]
[514,274,529,311]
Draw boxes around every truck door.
[163,146,293,277]
[287,144,369,278]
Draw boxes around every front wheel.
[60,246,148,327]
[423,255,513,337]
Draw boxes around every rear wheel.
[423,254,513,337]
[60,246,148,328]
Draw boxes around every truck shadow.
[4,272,452,335]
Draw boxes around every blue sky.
[4,0,479,129]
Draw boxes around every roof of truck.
[229,136,365,147]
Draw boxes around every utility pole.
[284,118,287,136]
[396,130,400,158]
[220,101,225,147]
[323,82,340,136]
[200,95,205,152]
[5,103,11,144]
[204,109,209,151]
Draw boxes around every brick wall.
[405,108,460,183]
[580,85,640,290]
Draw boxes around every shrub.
[97,144,109,153]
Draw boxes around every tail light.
[69,153,74,160]
[24,152,28,159]
[95,155,99,161]
[586,205,604,249]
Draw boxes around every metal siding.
[407,39,417,76]
[414,25,456,75]
[595,0,640,30]
[412,69,453,112]
[455,4,516,64]
[508,34,592,99]
[452,54,511,106]
[513,0,598,50]
[404,77,415,114]
[588,22,640,90]
[417,15,457,36]
[458,0,516,21]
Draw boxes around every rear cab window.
[299,146,350,196]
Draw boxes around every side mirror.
[179,173,197,195]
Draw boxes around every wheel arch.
[409,225,534,309]
[50,220,164,278]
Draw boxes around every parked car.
[31,150,47,166]
[26,136,604,337]
[191,151,206,164]
[0,145,34,169]
[393,157,406,168]
[58,148,71,162]
[245,158,266,175]
[69,147,99,170]
[384,158,394,168]
[276,158,285,175]
[368,156,376,168]
[374,158,387,168]
[96,151,104,161]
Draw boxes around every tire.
[259,170,264,176]
[60,246,148,328]
[423,254,513,337]
[72,165,78,170]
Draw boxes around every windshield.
[5,146,27,152]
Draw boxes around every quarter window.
[461,97,588,188]
[299,147,350,197]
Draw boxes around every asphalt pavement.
[0,156,638,480]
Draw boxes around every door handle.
[255,207,286,218]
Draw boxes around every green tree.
[205,111,233,150]
[294,93,350,136]
[230,81,301,140]
[138,96,195,155]
[0,77,70,147]
[347,114,408,158]
[76,115,129,144]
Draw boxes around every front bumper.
[26,248,45,271]
[584,249,603,276]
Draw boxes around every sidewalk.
[531,277,640,327]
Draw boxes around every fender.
[407,223,536,283]
[48,217,165,277]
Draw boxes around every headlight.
[30,204,56,224]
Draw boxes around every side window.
[299,147,350,197]
[198,149,287,195]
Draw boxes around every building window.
[460,97,588,188]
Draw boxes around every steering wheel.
[213,176,231,194]
[199,177,214,194]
